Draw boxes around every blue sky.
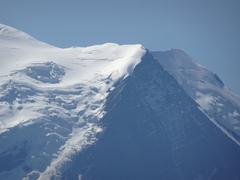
[0,0,240,93]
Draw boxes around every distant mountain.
[152,50,240,142]
[0,24,239,180]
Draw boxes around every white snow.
[229,110,240,119]
[0,100,41,134]
[0,23,146,179]
[195,92,216,111]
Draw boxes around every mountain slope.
[0,24,240,180]
[152,50,240,140]
[61,52,240,180]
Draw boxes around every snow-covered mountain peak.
[0,23,145,86]
[152,49,224,88]
[0,24,146,179]
[1,24,240,180]
[0,24,33,40]
[153,49,199,70]
[0,24,54,53]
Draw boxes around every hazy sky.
[0,0,240,94]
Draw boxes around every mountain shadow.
[63,51,240,180]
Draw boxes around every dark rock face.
[63,52,240,180]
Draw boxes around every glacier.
[0,23,240,180]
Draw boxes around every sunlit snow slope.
[0,24,145,179]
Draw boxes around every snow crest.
[0,24,146,180]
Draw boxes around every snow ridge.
[0,23,145,179]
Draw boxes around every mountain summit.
[0,24,240,180]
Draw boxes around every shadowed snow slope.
[0,24,240,180]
